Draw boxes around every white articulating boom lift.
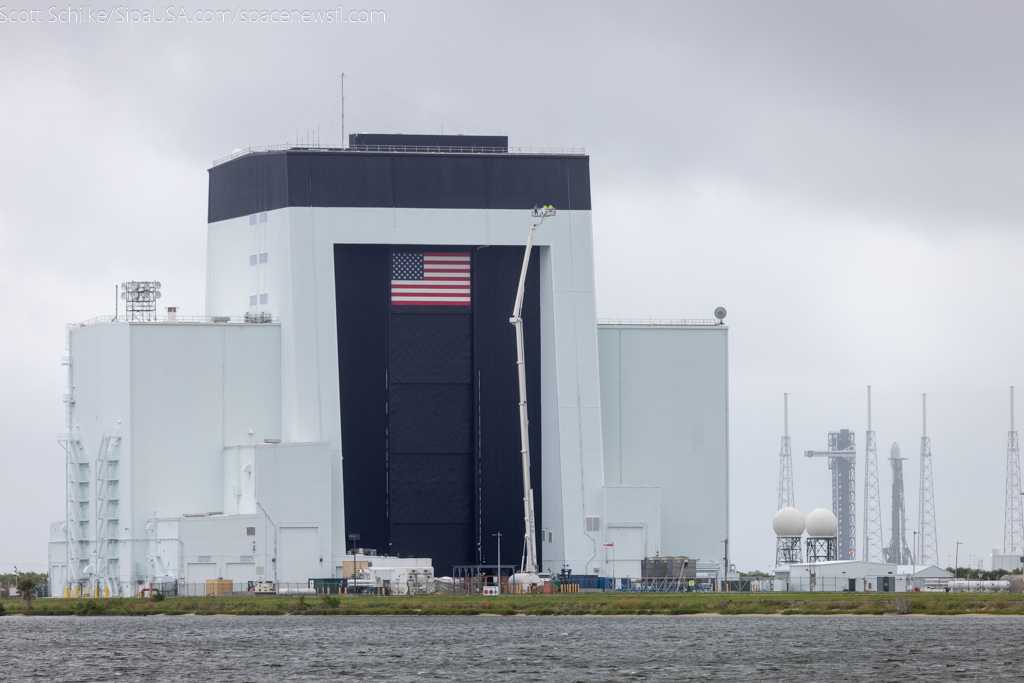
[509,205,555,587]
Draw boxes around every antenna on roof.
[341,73,345,149]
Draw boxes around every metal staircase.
[95,430,122,595]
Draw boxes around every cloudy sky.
[1,1,1021,573]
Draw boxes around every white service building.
[775,560,951,592]
[48,135,729,595]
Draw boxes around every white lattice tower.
[778,393,794,510]
[1005,387,1023,554]
[917,394,938,566]
[775,394,800,565]
[863,386,884,561]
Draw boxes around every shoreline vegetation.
[4,593,1024,617]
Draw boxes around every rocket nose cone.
[890,442,901,458]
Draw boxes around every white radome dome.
[806,508,839,538]
[772,507,805,537]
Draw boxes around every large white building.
[49,134,729,595]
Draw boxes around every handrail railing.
[213,143,586,166]
[73,314,279,327]
[597,318,724,327]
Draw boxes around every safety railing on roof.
[212,143,586,166]
[73,314,279,327]
[597,318,724,327]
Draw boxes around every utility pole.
[912,530,917,589]
[723,538,729,591]
[863,386,883,561]
[340,73,345,149]
[492,532,502,594]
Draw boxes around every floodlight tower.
[805,430,857,560]
[509,205,554,584]
[863,387,884,561]
[917,394,938,566]
[883,442,914,565]
[1005,387,1023,555]
[775,394,801,565]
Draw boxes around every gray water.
[1,615,1021,681]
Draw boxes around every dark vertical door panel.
[335,245,390,555]
[388,384,473,454]
[473,246,542,570]
[388,315,473,384]
[336,243,542,575]
[387,247,475,571]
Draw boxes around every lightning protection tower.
[883,442,914,565]
[1005,387,1023,555]
[775,394,801,565]
[917,394,938,566]
[805,430,856,560]
[862,387,884,562]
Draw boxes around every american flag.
[391,252,471,306]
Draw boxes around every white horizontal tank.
[772,507,805,537]
[805,508,838,538]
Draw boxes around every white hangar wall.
[597,324,729,567]
[205,206,607,574]
[53,320,283,592]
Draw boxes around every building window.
[259,212,267,223]
[249,255,257,266]
[247,527,256,536]
[585,516,600,532]
[259,293,268,305]
[259,253,268,264]
[249,215,257,226]
[249,295,257,306]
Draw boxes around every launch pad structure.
[805,430,856,561]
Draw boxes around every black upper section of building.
[208,139,590,223]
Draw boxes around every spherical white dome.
[772,507,805,537]
[806,508,839,538]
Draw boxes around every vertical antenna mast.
[777,393,794,510]
[775,394,801,565]
[1005,387,1023,554]
[341,73,345,149]
[918,393,938,565]
[863,386,883,561]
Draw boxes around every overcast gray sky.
[1,0,1021,573]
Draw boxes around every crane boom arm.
[510,208,552,575]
